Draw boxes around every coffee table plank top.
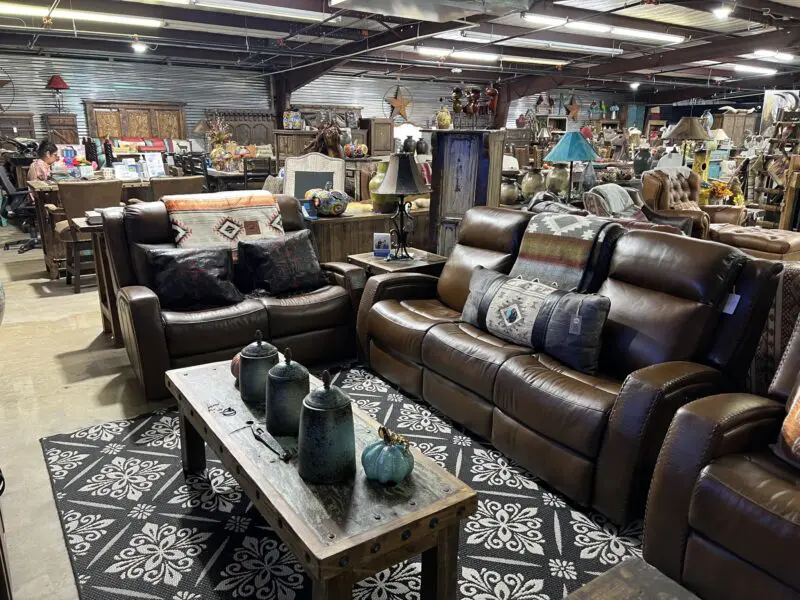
[166,361,476,581]
[566,559,700,599]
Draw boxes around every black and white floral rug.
[41,368,642,600]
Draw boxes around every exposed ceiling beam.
[663,0,800,24]
[735,0,800,21]
[404,39,593,63]
[498,27,800,100]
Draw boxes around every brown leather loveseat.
[643,313,800,600]
[358,206,781,524]
[104,195,364,400]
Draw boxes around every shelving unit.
[748,122,800,229]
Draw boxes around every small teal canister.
[297,371,355,484]
[238,330,278,406]
[266,348,309,437]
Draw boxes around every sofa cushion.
[238,230,327,296]
[437,245,515,312]
[462,267,610,374]
[495,354,620,457]
[163,190,284,249]
[162,299,269,358]
[259,285,351,338]
[421,322,528,401]
[689,452,800,591]
[369,299,461,363]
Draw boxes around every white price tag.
[723,293,741,315]
[569,315,582,335]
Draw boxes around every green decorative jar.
[369,161,399,214]
[361,426,415,485]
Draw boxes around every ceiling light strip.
[0,2,163,27]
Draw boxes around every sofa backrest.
[103,194,305,290]
[598,230,747,379]
[642,168,700,211]
[436,207,532,311]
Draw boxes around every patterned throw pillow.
[163,191,284,249]
[463,267,610,374]
[144,247,244,310]
[238,230,328,296]
[671,200,702,212]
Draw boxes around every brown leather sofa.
[644,313,800,600]
[642,169,746,239]
[358,206,782,524]
[103,195,364,400]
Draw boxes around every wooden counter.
[308,209,429,263]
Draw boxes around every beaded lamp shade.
[545,131,600,162]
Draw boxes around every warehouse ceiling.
[0,0,798,104]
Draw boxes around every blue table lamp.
[544,131,600,202]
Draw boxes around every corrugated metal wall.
[0,54,271,139]
[507,89,630,129]
[292,75,479,127]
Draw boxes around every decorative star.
[565,98,581,121]
[387,86,412,121]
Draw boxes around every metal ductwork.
[329,0,528,22]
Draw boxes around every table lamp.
[544,131,599,202]
[376,152,427,260]
[46,75,69,113]
[661,116,711,166]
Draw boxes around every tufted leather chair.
[644,311,800,600]
[641,169,746,239]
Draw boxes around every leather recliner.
[103,195,364,400]
[643,313,800,600]
[641,169,746,239]
[358,205,782,525]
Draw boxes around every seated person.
[26,140,58,202]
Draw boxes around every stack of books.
[85,210,103,225]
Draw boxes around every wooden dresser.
[274,130,317,166]
[359,118,394,156]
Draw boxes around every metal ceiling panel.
[617,5,757,34]
[330,0,527,21]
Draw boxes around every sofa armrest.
[701,204,746,225]
[593,361,728,524]
[651,208,709,238]
[117,286,171,400]
[321,262,367,311]
[643,393,784,582]
[356,272,439,363]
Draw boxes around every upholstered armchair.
[641,168,746,239]
[644,310,800,600]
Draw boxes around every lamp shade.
[192,120,209,134]
[711,128,729,142]
[537,127,551,142]
[544,131,600,162]
[377,153,427,196]
[662,116,711,141]
[46,75,69,90]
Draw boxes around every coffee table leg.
[421,523,459,600]
[312,573,351,600]
[179,404,206,474]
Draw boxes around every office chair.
[0,165,40,253]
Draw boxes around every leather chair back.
[59,180,123,223]
[598,230,747,379]
[103,194,306,292]
[436,207,532,311]
[150,176,205,201]
[642,169,701,210]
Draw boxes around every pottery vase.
[436,107,452,129]
[402,136,415,153]
[520,168,545,200]
[516,114,527,128]
[415,138,429,155]
[633,147,652,176]
[369,161,399,214]
[546,163,570,196]
[500,177,521,205]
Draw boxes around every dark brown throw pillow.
[238,230,328,296]
[144,247,244,310]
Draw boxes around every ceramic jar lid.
[241,330,278,359]
[269,348,308,381]
[304,371,350,410]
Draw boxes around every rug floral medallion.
[41,368,643,600]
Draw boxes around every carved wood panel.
[95,110,122,138]
[43,113,79,144]
[85,101,186,139]
[123,110,152,137]
[205,110,273,145]
[156,110,182,139]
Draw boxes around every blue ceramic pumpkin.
[361,426,415,485]
[304,182,349,217]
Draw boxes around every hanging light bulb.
[131,34,148,53]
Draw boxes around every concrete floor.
[0,229,171,599]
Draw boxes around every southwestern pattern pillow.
[774,392,800,469]
[144,247,243,310]
[463,267,610,374]
[238,230,328,296]
[163,190,284,249]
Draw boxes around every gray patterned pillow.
[463,267,610,374]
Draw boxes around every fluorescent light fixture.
[502,55,567,66]
[522,14,567,27]
[194,0,328,21]
[611,27,684,44]
[775,52,794,61]
[131,41,148,53]
[565,21,611,34]
[754,49,794,61]
[451,50,498,62]
[417,46,452,58]
[157,0,190,3]
[630,82,640,90]
[734,64,777,75]
[515,38,623,56]
[713,4,733,19]
[451,67,462,73]
[0,2,163,27]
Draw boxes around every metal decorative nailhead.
[401,529,411,540]
[371,542,380,554]
[339,556,349,567]
[429,517,439,529]
[374,514,381,521]
[328,533,336,540]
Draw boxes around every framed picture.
[373,233,391,257]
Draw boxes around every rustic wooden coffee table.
[566,559,700,599]
[166,360,477,600]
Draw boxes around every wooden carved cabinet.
[205,110,274,146]
[359,118,394,155]
[429,129,506,256]
[274,131,317,166]
[84,101,186,139]
[43,113,79,144]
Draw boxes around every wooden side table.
[72,217,122,347]
[348,248,447,277]
[566,559,699,599]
